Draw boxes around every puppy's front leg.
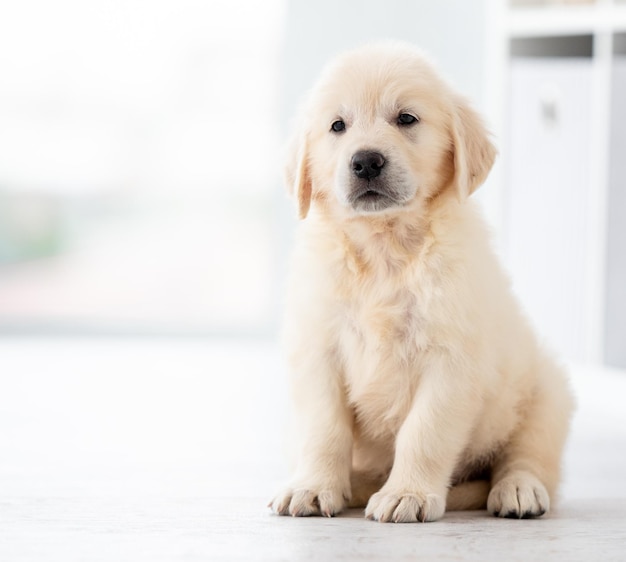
[365,351,478,523]
[270,351,353,517]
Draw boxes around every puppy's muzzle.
[348,150,399,212]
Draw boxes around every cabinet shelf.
[507,4,626,37]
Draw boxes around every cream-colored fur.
[269,43,574,523]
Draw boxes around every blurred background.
[1,0,625,369]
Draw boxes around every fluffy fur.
[269,43,573,523]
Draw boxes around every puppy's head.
[285,43,496,220]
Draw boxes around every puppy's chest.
[337,281,428,434]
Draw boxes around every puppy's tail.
[446,480,490,511]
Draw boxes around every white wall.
[280,0,488,123]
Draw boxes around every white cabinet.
[506,58,593,363]
[485,0,626,367]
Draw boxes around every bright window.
[0,0,286,335]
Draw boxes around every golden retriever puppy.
[269,43,573,522]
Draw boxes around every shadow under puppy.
[269,42,574,523]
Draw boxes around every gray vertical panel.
[605,58,626,368]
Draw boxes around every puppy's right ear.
[284,130,312,220]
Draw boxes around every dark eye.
[331,119,346,133]
[397,113,419,126]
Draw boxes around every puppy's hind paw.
[487,472,550,519]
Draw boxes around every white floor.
[1,338,625,561]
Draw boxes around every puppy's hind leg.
[348,470,387,508]
[446,480,490,511]
[488,360,574,519]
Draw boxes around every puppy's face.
[309,55,452,216]
[286,44,496,220]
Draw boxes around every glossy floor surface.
[1,338,625,561]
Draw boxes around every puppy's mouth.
[348,183,398,213]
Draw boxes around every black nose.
[351,150,385,180]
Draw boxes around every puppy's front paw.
[269,484,348,518]
[365,489,445,523]
[487,472,550,519]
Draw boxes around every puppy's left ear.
[450,97,497,199]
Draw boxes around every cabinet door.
[506,58,592,363]
[605,58,626,368]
